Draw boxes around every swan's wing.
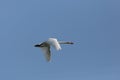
[40,47,51,62]
[47,38,61,50]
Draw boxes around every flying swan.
[34,38,73,61]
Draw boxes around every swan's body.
[34,38,73,61]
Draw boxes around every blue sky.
[0,0,120,80]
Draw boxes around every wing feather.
[40,47,51,61]
[47,38,61,50]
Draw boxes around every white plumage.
[34,38,73,62]
[47,38,61,50]
[40,47,51,61]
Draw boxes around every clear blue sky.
[0,0,120,80]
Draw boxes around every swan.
[34,38,73,62]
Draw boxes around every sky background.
[0,0,120,80]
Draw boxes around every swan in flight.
[34,38,73,62]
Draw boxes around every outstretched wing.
[47,38,61,50]
[40,46,51,62]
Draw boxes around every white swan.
[34,38,73,61]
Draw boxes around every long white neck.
[58,41,74,44]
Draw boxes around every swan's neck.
[58,41,74,44]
